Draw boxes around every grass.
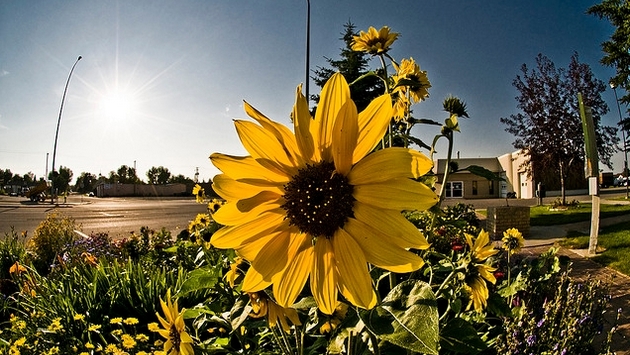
[530,203,630,226]
[560,222,630,276]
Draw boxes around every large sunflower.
[210,73,437,314]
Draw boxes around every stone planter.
[485,206,530,240]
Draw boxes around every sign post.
[579,93,599,256]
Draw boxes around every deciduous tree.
[500,53,617,204]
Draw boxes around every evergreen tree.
[311,21,384,112]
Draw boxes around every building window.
[472,181,478,195]
[488,180,495,195]
[445,181,464,198]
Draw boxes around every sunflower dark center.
[282,161,354,238]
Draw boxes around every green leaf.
[178,266,221,295]
[463,165,506,181]
[360,280,439,354]
[440,318,487,354]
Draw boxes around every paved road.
[0,195,208,238]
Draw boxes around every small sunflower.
[351,26,399,54]
[392,58,431,104]
[248,291,302,333]
[156,289,194,355]
[465,230,499,262]
[210,73,437,314]
[192,184,205,204]
[465,263,497,312]
[502,228,525,255]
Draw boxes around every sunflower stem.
[437,131,454,208]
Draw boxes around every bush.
[29,212,79,274]
[496,249,612,354]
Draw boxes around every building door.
[445,181,463,198]
[519,173,528,199]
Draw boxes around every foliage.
[588,0,630,106]
[146,165,172,184]
[48,165,73,194]
[495,249,612,354]
[500,53,618,204]
[29,212,80,274]
[74,171,98,194]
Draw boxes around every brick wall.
[485,206,530,240]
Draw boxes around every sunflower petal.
[311,237,338,314]
[235,120,298,176]
[210,153,289,183]
[211,210,285,249]
[353,202,429,249]
[333,229,377,309]
[316,73,350,161]
[242,266,273,292]
[344,218,425,273]
[332,100,359,175]
[273,232,313,307]
[353,178,438,211]
[212,191,283,226]
[246,229,291,281]
[243,100,301,165]
[352,94,393,163]
[348,147,433,185]
[213,174,284,200]
[293,84,319,162]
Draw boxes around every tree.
[311,21,384,112]
[75,172,97,194]
[588,0,630,105]
[146,166,171,184]
[49,166,73,194]
[116,165,141,184]
[500,53,618,204]
[588,0,630,175]
[169,174,194,184]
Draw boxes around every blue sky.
[0,0,622,183]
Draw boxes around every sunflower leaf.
[440,318,487,354]
[359,280,439,354]
[462,165,506,181]
[178,266,222,296]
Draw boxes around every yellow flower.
[208,198,224,213]
[502,228,525,255]
[110,317,123,324]
[122,334,137,349]
[9,261,26,275]
[392,92,411,122]
[319,302,349,334]
[105,344,120,354]
[351,26,399,54]
[73,313,85,321]
[224,256,245,288]
[85,342,95,349]
[156,289,194,355]
[123,317,139,325]
[111,329,123,336]
[392,58,431,104]
[465,230,499,262]
[47,317,63,332]
[148,322,160,332]
[210,73,437,314]
[88,324,102,332]
[248,291,302,333]
[136,333,150,342]
[465,263,497,312]
[192,184,205,203]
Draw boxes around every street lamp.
[51,55,82,202]
[610,81,629,198]
[305,0,310,104]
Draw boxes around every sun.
[99,90,136,122]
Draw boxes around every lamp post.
[610,81,629,198]
[51,55,82,202]
[305,0,310,104]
